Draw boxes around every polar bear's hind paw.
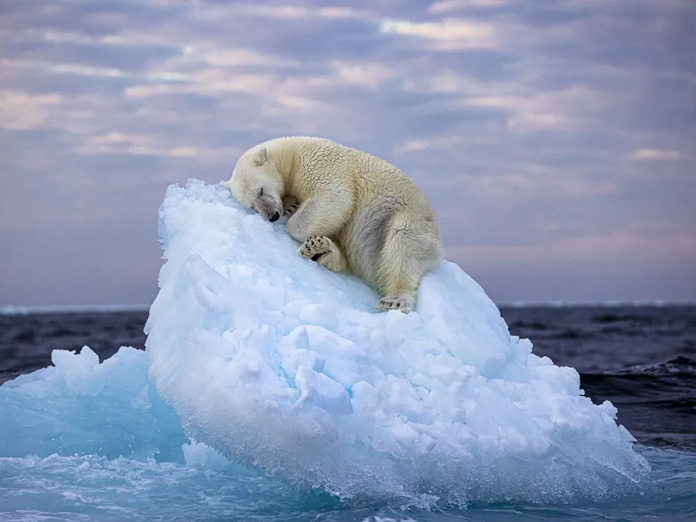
[376,296,413,314]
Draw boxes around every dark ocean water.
[2,305,694,451]
[1,305,694,521]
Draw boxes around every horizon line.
[2,300,695,316]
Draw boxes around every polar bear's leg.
[375,215,441,314]
[287,196,353,241]
[298,236,348,273]
[375,245,420,313]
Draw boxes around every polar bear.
[226,137,443,313]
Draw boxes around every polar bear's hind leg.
[375,214,441,313]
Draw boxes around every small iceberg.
[139,179,650,504]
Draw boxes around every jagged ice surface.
[142,180,649,505]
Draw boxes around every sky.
[0,0,694,307]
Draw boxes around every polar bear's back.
[274,136,435,215]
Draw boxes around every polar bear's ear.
[253,147,267,166]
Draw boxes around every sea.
[1,305,694,521]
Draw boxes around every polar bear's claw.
[284,202,299,217]
[283,196,300,217]
[376,296,413,314]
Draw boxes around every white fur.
[227,137,443,313]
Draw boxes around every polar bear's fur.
[226,137,443,313]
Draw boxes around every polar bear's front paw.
[283,197,300,217]
[299,236,332,261]
[376,296,413,314]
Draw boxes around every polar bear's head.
[227,146,284,222]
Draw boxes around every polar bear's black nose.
[270,212,280,222]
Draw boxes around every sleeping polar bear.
[226,137,443,313]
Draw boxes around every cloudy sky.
[1,0,694,306]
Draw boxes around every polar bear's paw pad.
[376,295,414,314]
[299,236,333,261]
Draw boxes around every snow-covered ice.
[140,179,649,504]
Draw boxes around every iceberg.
[0,346,186,461]
[139,179,649,504]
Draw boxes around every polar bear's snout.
[256,203,281,222]
[259,198,282,222]
[253,192,283,223]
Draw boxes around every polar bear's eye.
[258,188,264,197]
